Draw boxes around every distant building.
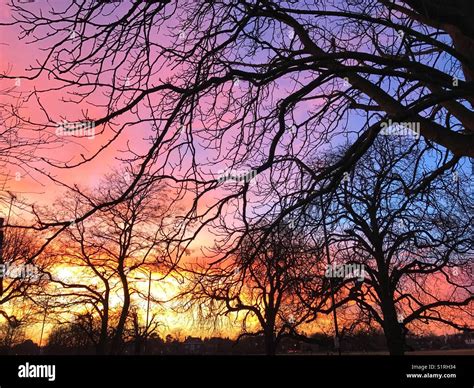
[184,337,202,354]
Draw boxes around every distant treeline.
[1,331,472,356]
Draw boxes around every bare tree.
[187,221,330,355]
[317,137,473,355]
[42,171,177,354]
[46,313,102,354]
[0,223,48,333]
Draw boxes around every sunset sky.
[0,0,472,350]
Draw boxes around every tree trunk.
[264,327,277,356]
[110,273,130,355]
[376,246,406,356]
[96,327,108,355]
[96,295,109,355]
[380,297,405,355]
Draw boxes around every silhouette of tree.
[41,171,178,354]
[187,221,331,355]
[46,315,100,354]
[315,138,473,354]
[0,225,48,340]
